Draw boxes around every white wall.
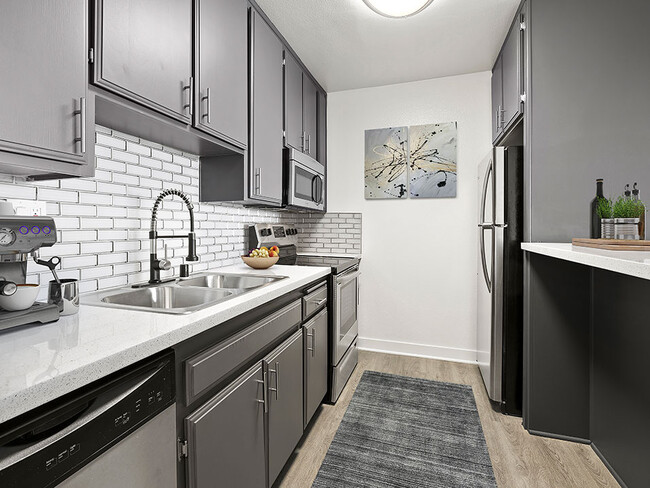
[327,71,492,363]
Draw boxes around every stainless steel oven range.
[249,224,360,403]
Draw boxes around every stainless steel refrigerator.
[477,146,524,416]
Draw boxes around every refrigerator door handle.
[480,227,492,293]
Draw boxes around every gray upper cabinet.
[302,76,318,159]
[304,309,328,427]
[501,11,524,130]
[265,330,304,486]
[195,0,248,148]
[249,8,284,204]
[491,56,504,143]
[284,51,304,152]
[317,91,327,167]
[492,2,525,144]
[94,0,193,122]
[184,363,266,488]
[0,0,93,179]
[283,51,321,161]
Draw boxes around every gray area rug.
[312,371,497,488]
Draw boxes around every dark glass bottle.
[590,179,604,239]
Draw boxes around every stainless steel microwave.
[285,148,325,211]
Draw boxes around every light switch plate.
[8,200,47,216]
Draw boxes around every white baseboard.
[357,337,478,364]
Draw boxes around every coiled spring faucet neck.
[148,190,198,285]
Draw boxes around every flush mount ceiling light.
[362,0,434,18]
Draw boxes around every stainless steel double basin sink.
[82,273,287,314]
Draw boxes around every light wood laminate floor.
[276,350,620,488]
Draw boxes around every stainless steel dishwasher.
[0,351,176,488]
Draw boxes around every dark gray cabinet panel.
[184,300,301,405]
[249,8,284,204]
[304,309,328,427]
[195,0,247,147]
[284,51,304,152]
[0,0,93,178]
[185,363,266,488]
[491,56,503,143]
[501,16,523,130]
[265,329,304,486]
[317,90,327,167]
[95,0,193,122]
[302,76,318,160]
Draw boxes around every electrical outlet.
[7,200,47,217]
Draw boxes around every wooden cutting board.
[572,238,650,251]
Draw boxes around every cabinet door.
[501,14,523,130]
[302,75,318,159]
[317,90,327,166]
[185,363,266,488]
[96,0,192,122]
[491,55,504,143]
[304,309,328,427]
[249,8,284,204]
[265,330,304,486]
[284,51,304,152]
[0,0,87,160]
[196,0,247,147]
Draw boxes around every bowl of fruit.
[242,246,280,269]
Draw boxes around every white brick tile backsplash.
[4,126,361,294]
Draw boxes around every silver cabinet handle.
[254,168,261,195]
[307,133,311,155]
[307,329,314,356]
[495,108,499,132]
[268,361,279,400]
[255,371,268,413]
[202,87,211,124]
[302,131,306,152]
[499,107,506,129]
[74,97,86,154]
[314,298,327,306]
[183,77,194,116]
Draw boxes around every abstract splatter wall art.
[364,127,408,199]
[364,122,458,200]
[409,122,457,198]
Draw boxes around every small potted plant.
[612,196,645,240]
[597,197,615,239]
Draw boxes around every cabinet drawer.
[303,283,327,320]
[185,300,302,405]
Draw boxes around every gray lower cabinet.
[249,7,284,204]
[184,362,266,488]
[304,309,328,427]
[0,0,93,179]
[265,329,304,486]
[94,0,193,122]
[195,0,248,147]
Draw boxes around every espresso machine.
[0,215,60,332]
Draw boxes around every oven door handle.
[336,270,361,287]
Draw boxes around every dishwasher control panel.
[0,351,175,488]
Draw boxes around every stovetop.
[294,254,359,274]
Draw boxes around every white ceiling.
[255,0,521,92]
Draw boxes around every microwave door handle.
[311,176,318,203]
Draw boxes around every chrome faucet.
[148,189,199,285]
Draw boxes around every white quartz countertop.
[0,264,330,423]
[521,243,650,280]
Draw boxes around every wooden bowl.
[241,255,279,270]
